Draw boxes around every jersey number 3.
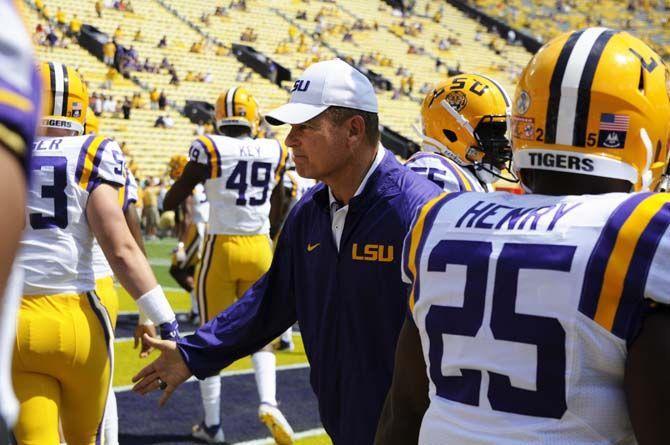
[426,240,575,419]
[30,156,68,229]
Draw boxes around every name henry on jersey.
[455,199,581,231]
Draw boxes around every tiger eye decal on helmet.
[512,27,670,192]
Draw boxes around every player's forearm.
[625,306,670,445]
[106,239,158,298]
[124,202,146,256]
[375,317,429,445]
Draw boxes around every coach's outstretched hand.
[131,334,192,406]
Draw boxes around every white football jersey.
[282,169,316,213]
[404,191,670,444]
[405,152,488,192]
[92,167,139,279]
[188,134,286,235]
[19,135,126,294]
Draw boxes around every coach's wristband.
[136,285,176,326]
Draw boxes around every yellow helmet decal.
[512,28,670,191]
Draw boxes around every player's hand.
[134,323,157,358]
[131,334,192,406]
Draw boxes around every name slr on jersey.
[33,138,62,151]
[351,243,394,262]
[455,200,581,231]
[527,152,594,172]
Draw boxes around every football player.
[163,86,294,444]
[406,73,515,192]
[167,154,209,324]
[13,62,179,445]
[376,28,670,445]
[0,6,41,445]
[85,106,156,445]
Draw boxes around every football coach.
[132,58,441,444]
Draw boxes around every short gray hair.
[323,106,379,146]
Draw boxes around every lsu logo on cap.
[291,80,310,93]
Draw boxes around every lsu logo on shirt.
[351,243,394,262]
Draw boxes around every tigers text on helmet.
[168,154,188,180]
[512,27,670,192]
[419,73,513,181]
[214,86,259,136]
[39,62,88,135]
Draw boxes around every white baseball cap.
[265,58,378,126]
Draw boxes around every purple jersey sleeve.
[0,5,41,178]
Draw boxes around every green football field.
[115,238,332,444]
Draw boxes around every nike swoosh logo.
[307,243,320,252]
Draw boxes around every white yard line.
[113,363,310,392]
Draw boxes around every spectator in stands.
[55,7,67,30]
[190,39,204,53]
[200,13,211,26]
[158,91,167,110]
[103,67,116,90]
[93,93,103,116]
[103,38,116,65]
[95,0,103,17]
[235,66,246,82]
[507,29,517,44]
[288,24,298,42]
[296,10,307,20]
[35,0,44,13]
[103,95,116,114]
[134,29,142,42]
[68,14,82,38]
[215,43,230,57]
[113,25,122,41]
[45,26,58,51]
[157,35,167,48]
[141,180,160,240]
[435,57,443,71]
[169,69,180,87]
[215,6,227,16]
[447,61,462,76]
[154,114,174,129]
[131,92,144,109]
[89,93,100,116]
[203,72,213,83]
[150,88,159,110]
[122,97,131,120]
[160,57,171,72]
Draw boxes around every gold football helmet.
[84,107,99,134]
[39,62,88,135]
[419,73,512,178]
[512,28,670,192]
[168,154,188,180]
[214,86,259,136]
